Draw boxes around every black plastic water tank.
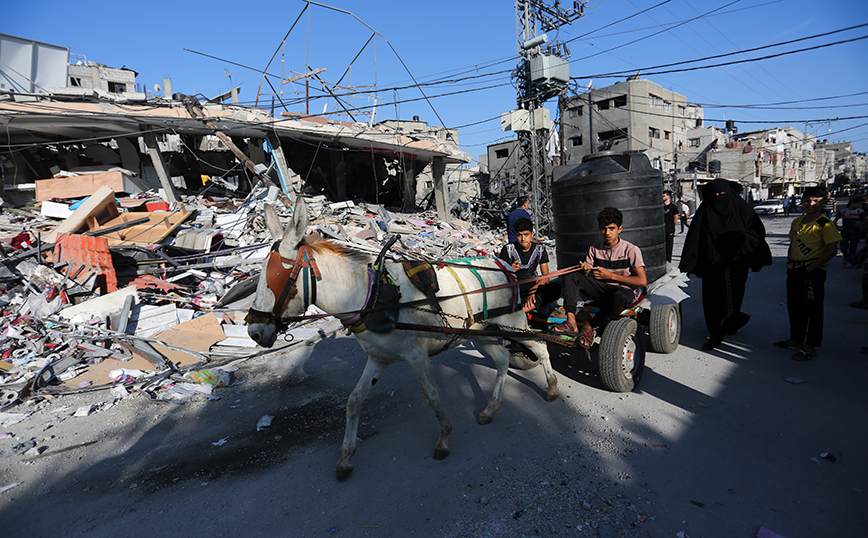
[708,160,721,173]
[552,151,667,282]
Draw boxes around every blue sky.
[4,0,867,161]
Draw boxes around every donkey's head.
[247,197,309,348]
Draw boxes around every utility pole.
[505,0,585,235]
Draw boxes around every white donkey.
[247,199,558,480]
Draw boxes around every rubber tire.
[598,318,645,393]
[507,340,539,370]
[649,303,681,354]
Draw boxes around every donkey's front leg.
[404,353,452,461]
[336,357,389,481]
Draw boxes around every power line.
[573,0,784,41]
[701,90,868,108]
[567,88,868,111]
[563,0,673,44]
[658,0,790,102]
[570,0,743,63]
[577,22,868,78]
[682,0,799,101]
[575,34,868,79]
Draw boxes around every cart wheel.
[649,303,681,354]
[507,341,539,370]
[598,318,645,393]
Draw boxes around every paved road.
[2,214,866,538]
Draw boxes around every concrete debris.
[0,175,527,414]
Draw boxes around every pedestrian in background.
[679,199,690,233]
[834,196,866,266]
[680,179,773,351]
[775,186,842,361]
[663,190,678,262]
[506,196,531,244]
[824,194,837,218]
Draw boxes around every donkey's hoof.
[335,464,354,482]
[477,413,493,426]
[433,447,451,461]
[545,392,559,403]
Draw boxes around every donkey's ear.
[282,196,308,246]
[263,203,284,240]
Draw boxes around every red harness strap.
[267,244,323,318]
[491,258,519,311]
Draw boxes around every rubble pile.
[0,178,523,410]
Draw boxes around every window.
[664,101,671,112]
[613,95,627,108]
[664,131,671,140]
[570,136,583,147]
[598,128,628,143]
[688,138,701,148]
[652,158,661,169]
[663,160,671,171]
[107,81,126,93]
[595,99,610,111]
[678,106,685,116]
[649,127,661,139]
[69,77,82,87]
[649,94,662,108]
[494,148,509,159]
[570,106,583,118]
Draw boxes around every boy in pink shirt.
[554,207,648,348]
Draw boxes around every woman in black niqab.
[679,179,772,350]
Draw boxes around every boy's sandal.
[551,321,578,337]
[577,324,596,349]
[791,350,815,362]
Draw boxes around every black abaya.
[679,180,772,346]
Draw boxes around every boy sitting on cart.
[554,207,647,348]
[498,217,562,313]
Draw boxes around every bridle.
[244,240,322,330]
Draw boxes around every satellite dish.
[153,83,162,93]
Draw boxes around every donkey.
[247,198,558,480]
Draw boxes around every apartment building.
[560,78,703,173]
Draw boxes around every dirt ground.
[1,215,866,538]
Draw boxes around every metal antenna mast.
[510,0,585,234]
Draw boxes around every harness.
[244,241,322,330]
[440,257,518,329]
[340,235,401,334]
[247,237,564,335]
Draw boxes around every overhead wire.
[569,0,743,63]
[575,22,868,78]
[681,0,800,100]
[572,0,785,41]
[575,34,868,79]
[647,0,791,102]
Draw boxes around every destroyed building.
[0,33,472,219]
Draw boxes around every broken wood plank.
[35,170,148,201]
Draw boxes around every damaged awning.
[0,99,470,164]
